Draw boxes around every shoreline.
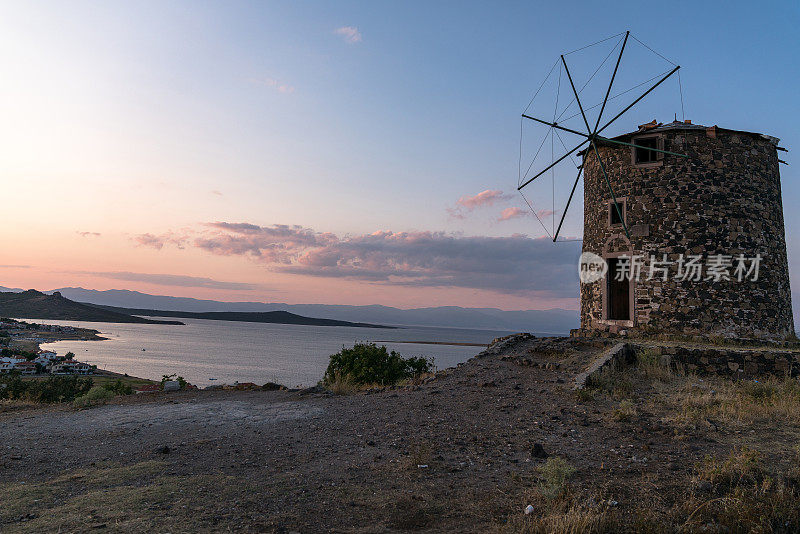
[7,323,157,386]
[372,340,487,347]
[13,319,492,388]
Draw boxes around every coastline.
[15,319,499,387]
[372,340,487,347]
[7,323,157,386]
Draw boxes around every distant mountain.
[86,304,392,329]
[0,286,23,293]
[0,290,183,325]
[49,287,579,333]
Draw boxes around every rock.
[298,385,325,395]
[531,443,548,459]
[262,382,287,391]
[155,445,171,454]
[694,480,713,494]
[524,504,534,515]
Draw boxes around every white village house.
[50,360,92,375]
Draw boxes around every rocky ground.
[1,335,799,533]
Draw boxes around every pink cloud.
[133,232,187,250]
[537,209,554,219]
[449,189,514,219]
[456,190,511,210]
[138,221,579,298]
[498,207,527,221]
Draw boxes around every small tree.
[323,343,433,386]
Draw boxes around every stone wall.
[645,344,799,378]
[580,125,794,339]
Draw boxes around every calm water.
[35,318,515,387]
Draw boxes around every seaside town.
[0,317,264,394]
[0,318,95,375]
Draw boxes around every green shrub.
[0,348,36,360]
[323,343,434,386]
[103,378,133,396]
[0,373,94,403]
[538,457,577,501]
[73,386,116,408]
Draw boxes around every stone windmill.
[518,32,793,339]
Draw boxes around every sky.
[0,1,798,311]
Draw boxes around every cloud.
[144,222,580,298]
[250,77,295,94]
[0,265,30,269]
[76,231,101,237]
[334,26,362,43]
[457,190,512,210]
[193,222,334,262]
[498,207,527,221]
[449,189,513,219]
[497,207,555,222]
[133,232,187,250]
[211,190,223,196]
[537,209,555,219]
[279,230,581,297]
[74,271,259,291]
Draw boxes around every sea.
[32,318,535,387]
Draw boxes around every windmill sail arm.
[595,65,680,137]
[553,164,584,242]
[521,114,589,139]
[518,138,589,191]
[593,31,629,134]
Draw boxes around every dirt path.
[1,336,798,533]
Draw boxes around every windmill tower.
[518,32,793,339]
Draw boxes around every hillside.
[47,287,579,333]
[0,290,184,325]
[85,304,393,329]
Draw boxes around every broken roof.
[577,120,782,156]
[608,119,780,146]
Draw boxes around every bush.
[0,373,94,403]
[537,457,577,501]
[323,343,434,386]
[103,378,133,396]
[73,385,116,408]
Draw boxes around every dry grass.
[504,499,613,534]
[324,370,436,395]
[324,371,362,395]
[678,448,800,533]
[667,376,800,428]
[635,348,678,382]
[613,399,637,422]
[0,460,251,533]
[502,448,800,533]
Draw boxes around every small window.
[634,137,659,164]
[608,199,626,227]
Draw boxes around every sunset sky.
[1,1,798,311]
